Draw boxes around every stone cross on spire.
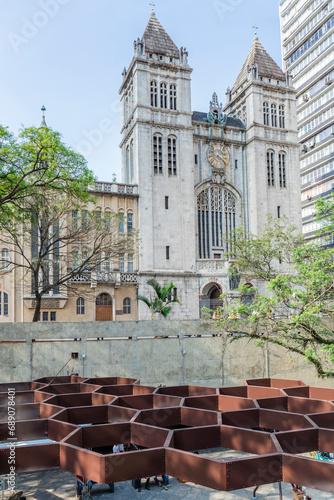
[252,25,259,37]
[149,1,155,12]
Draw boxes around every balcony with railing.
[69,271,92,283]
[68,269,138,285]
[92,182,138,196]
[120,272,138,284]
[96,271,118,283]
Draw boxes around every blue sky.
[1,0,282,182]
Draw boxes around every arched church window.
[279,104,285,128]
[197,187,236,259]
[151,81,158,107]
[168,136,177,176]
[160,83,168,109]
[170,84,177,110]
[271,104,277,127]
[279,151,286,188]
[153,134,163,174]
[263,102,269,126]
[267,150,275,186]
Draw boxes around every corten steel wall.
[1,320,334,388]
[1,377,334,492]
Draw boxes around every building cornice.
[138,271,200,278]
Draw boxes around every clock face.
[207,143,230,169]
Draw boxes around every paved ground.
[9,469,333,500]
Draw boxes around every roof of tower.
[142,12,179,58]
[232,36,286,91]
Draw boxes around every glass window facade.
[280,0,334,240]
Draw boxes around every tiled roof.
[192,111,245,129]
[232,36,286,91]
[142,12,179,58]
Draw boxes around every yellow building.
[0,182,139,323]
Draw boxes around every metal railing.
[69,270,138,285]
[93,182,138,195]
[69,271,92,283]
[121,272,138,283]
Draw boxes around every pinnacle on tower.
[40,105,47,128]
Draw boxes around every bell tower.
[119,11,199,319]
[224,36,301,234]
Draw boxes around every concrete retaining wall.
[0,320,333,388]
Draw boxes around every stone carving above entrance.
[211,170,226,185]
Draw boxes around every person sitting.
[76,475,84,498]
[154,474,169,490]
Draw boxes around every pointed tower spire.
[232,37,285,92]
[40,105,47,128]
[141,11,179,57]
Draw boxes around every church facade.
[119,12,302,320]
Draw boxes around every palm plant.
[136,279,180,319]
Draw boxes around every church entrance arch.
[96,293,113,321]
[199,282,224,318]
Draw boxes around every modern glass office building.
[279,0,334,240]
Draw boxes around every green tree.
[0,125,136,321]
[0,125,94,223]
[315,193,334,240]
[214,215,334,378]
[137,279,180,319]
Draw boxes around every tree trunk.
[32,295,42,322]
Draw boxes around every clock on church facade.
[207,142,230,169]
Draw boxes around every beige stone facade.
[0,183,139,323]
